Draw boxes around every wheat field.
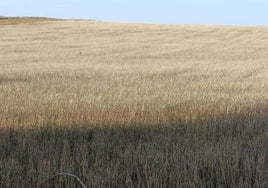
[1,20,268,128]
[0,19,268,187]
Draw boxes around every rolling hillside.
[0,20,268,127]
[0,19,267,187]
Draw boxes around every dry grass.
[0,20,267,187]
[1,20,268,128]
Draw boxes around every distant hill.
[0,16,58,25]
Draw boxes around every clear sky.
[1,0,267,26]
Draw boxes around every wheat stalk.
[45,173,87,188]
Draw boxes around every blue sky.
[1,0,267,26]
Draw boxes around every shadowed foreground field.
[1,112,267,187]
[0,20,268,187]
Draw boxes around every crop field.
[0,19,268,187]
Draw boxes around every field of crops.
[0,19,267,187]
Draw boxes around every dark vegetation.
[0,110,267,187]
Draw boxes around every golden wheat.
[0,20,268,128]
[1,19,268,187]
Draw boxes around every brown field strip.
[0,17,58,25]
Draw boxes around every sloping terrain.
[0,20,267,187]
[0,20,268,127]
